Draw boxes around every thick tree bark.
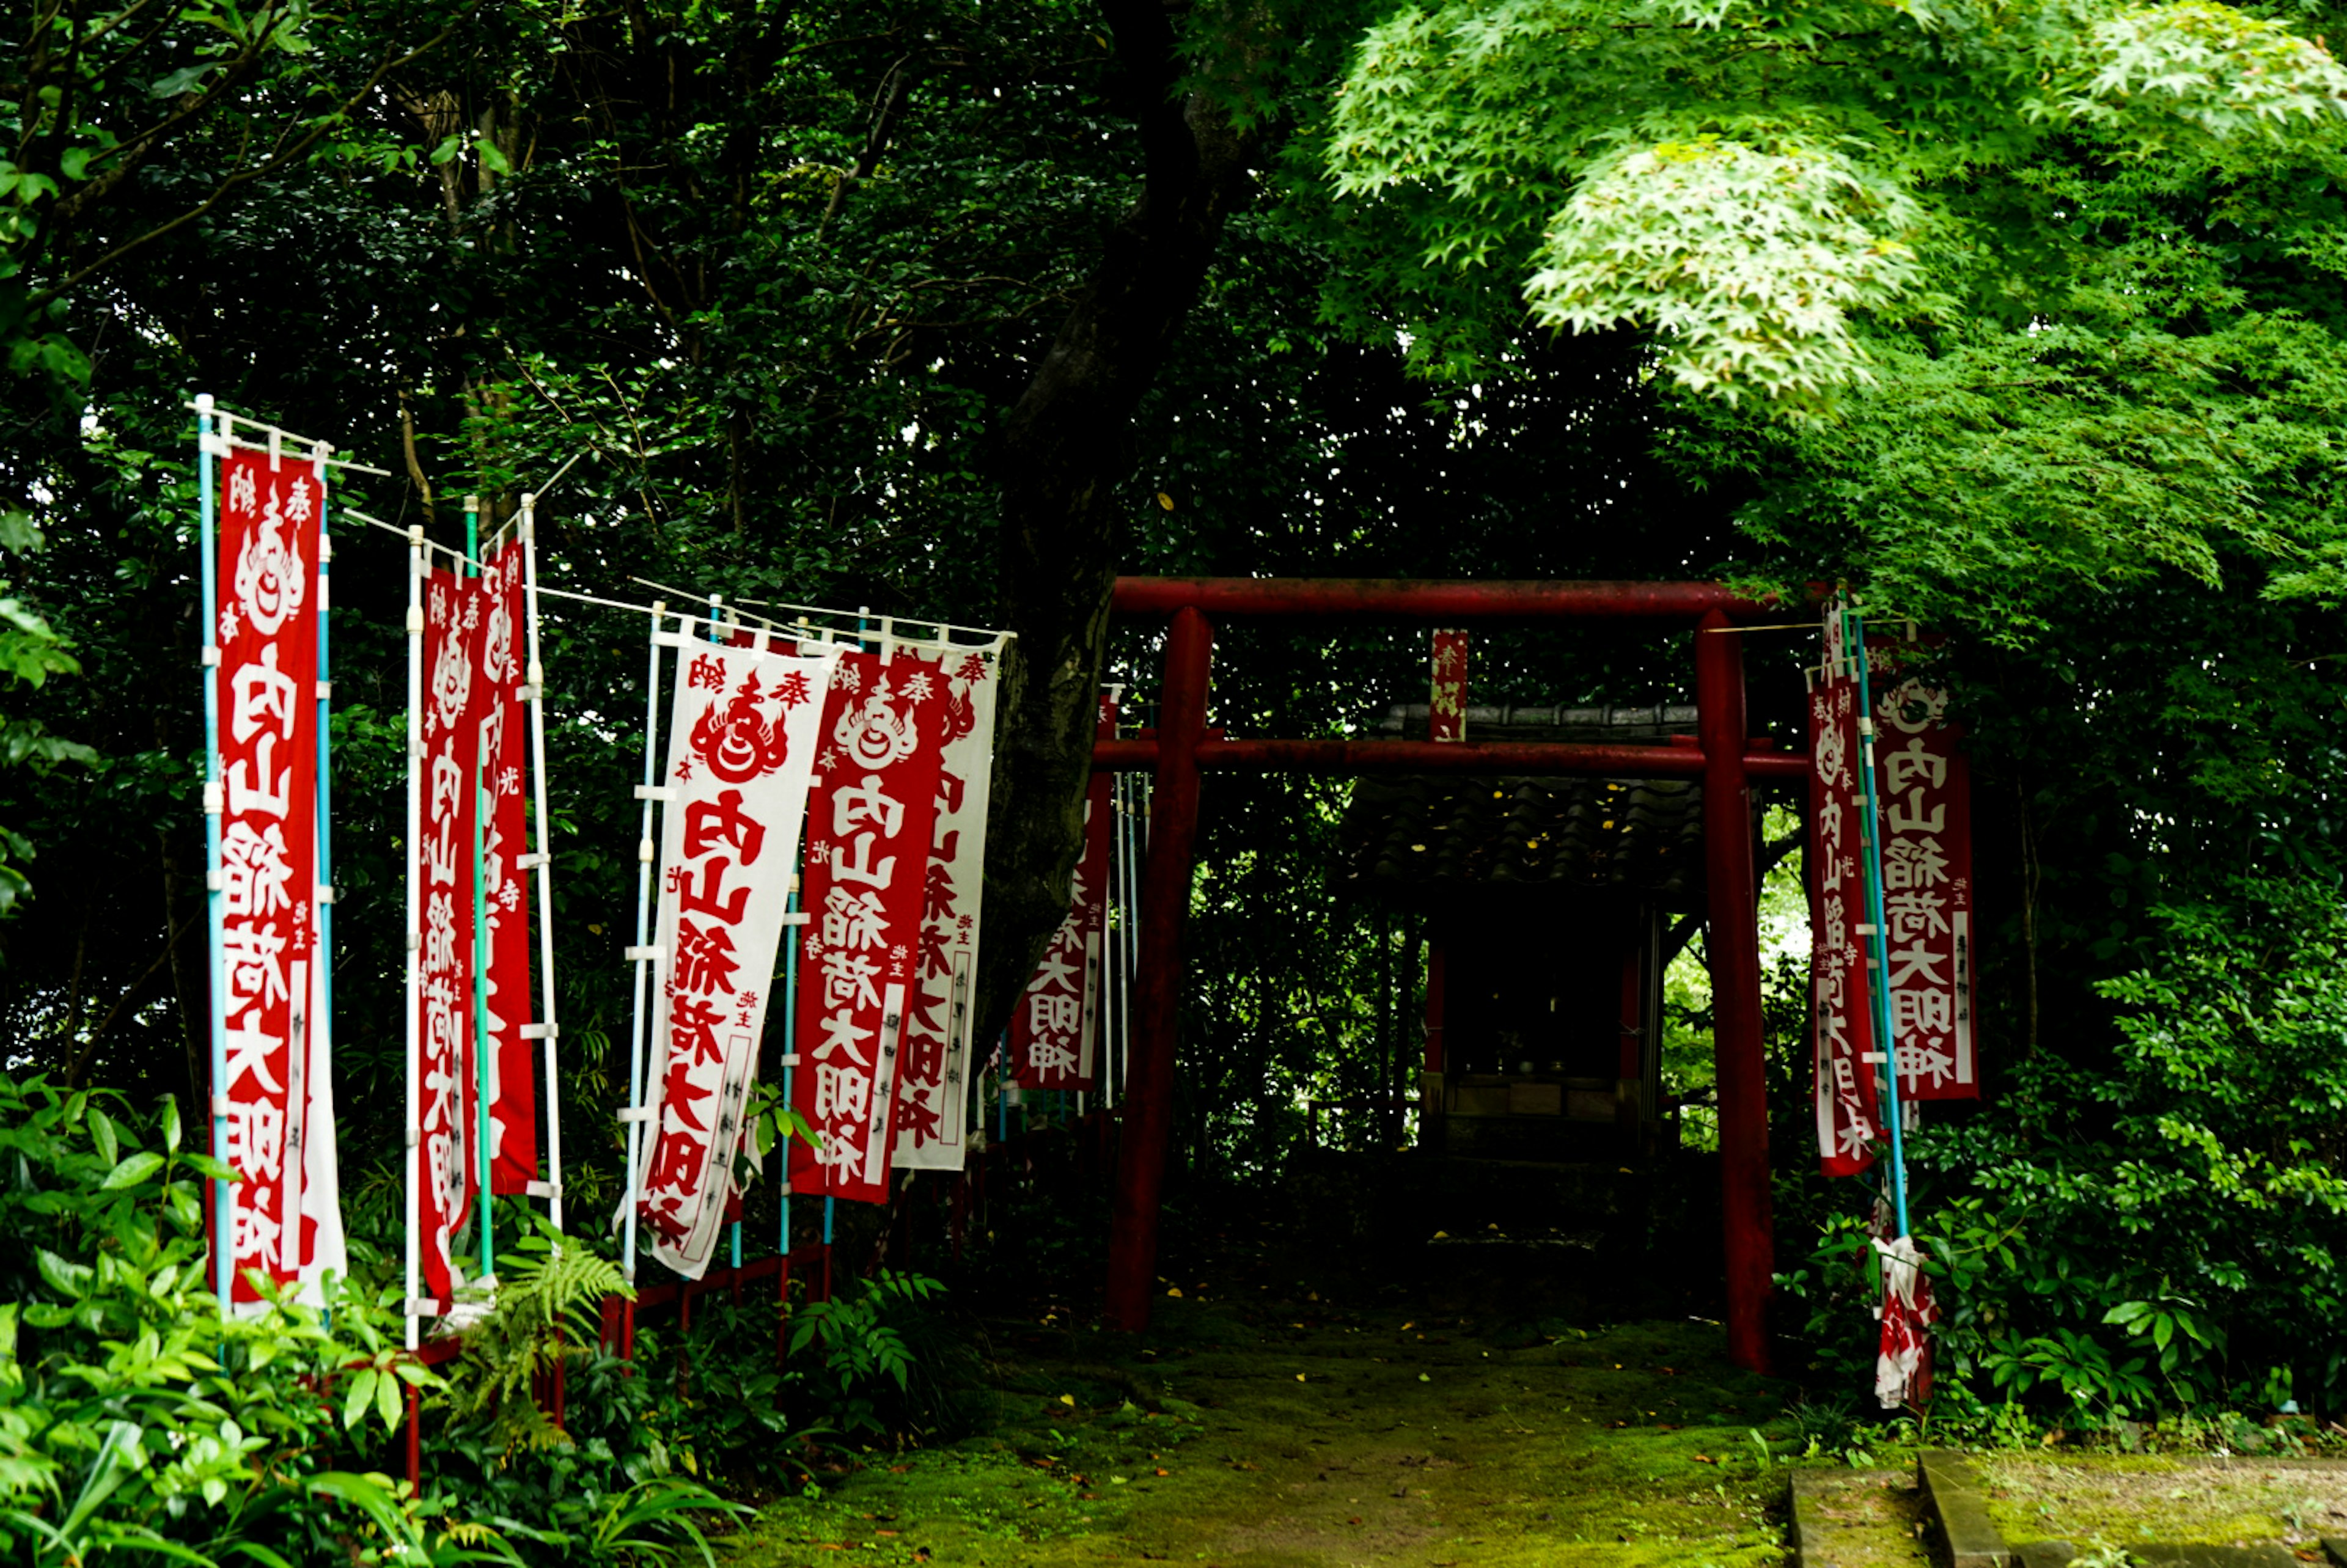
[975,1,1255,1041]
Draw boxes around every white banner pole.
[520,494,565,1233]
[619,605,667,1288]
[195,394,232,1315]
[403,527,425,1349]
[304,439,347,1300]
[708,600,743,1276]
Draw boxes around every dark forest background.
[9,0,2347,1420]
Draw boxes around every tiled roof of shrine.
[1340,705,1709,906]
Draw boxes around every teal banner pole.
[466,496,494,1284]
[1846,602,1912,1237]
[196,395,232,1315]
[311,439,336,1311]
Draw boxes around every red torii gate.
[1089,577,1806,1374]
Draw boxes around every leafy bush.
[0,1075,438,1566]
[650,1294,804,1486]
[423,1225,746,1561]
[0,1073,744,1565]
[787,1269,979,1445]
[1907,877,2347,1422]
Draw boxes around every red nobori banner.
[1809,604,1881,1178]
[893,644,1001,1169]
[789,652,950,1206]
[471,543,538,1192]
[216,447,321,1299]
[1430,629,1467,742]
[1867,643,1977,1102]
[1010,696,1115,1091]
[637,633,836,1276]
[417,566,482,1305]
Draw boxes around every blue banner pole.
[1847,601,1912,1237]
[781,877,799,1261]
[196,395,232,1316]
[466,497,494,1286]
[311,440,335,1312]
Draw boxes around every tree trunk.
[975,1,1254,1038]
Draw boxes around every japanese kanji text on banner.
[416,565,482,1305]
[1808,603,1881,1179]
[471,543,540,1190]
[1010,695,1115,1091]
[636,633,837,1277]
[213,443,343,1302]
[892,642,1002,1170]
[790,652,950,1206]
[1867,644,1977,1101]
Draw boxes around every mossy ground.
[721,1301,1791,1568]
[717,1153,1820,1568]
[1978,1454,2347,1548]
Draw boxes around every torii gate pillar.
[1102,606,1211,1333]
[1697,607,1774,1373]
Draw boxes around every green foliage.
[1323,0,2347,404]
[1908,880,2347,1420]
[0,511,94,918]
[657,1295,806,1483]
[9,0,2347,1448]
[788,1271,948,1441]
[428,1331,747,1564]
[449,1226,631,1458]
[0,1074,461,1566]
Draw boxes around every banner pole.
[403,527,425,1351]
[466,496,494,1288]
[706,603,744,1275]
[520,494,565,1233]
[780,876,798,1261]
[196,394,232,1316]
[620,605,667,1290]
[1848,603,1912,1237]
[780,617,810,1267]
[311,439,336,1302]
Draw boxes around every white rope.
[185,399,394,476]
[345,510,682,620]
[348,513,1005,650]
[632,576,1013,647]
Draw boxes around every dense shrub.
[0,1075,749,1564]
[0,1075,436,1564]
[1783,877,2347,1426]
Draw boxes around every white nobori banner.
[892,642,1001,1170]
[631,630,838,1277]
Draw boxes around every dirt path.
[722,1291,1794,1568]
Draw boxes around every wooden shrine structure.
[1090,578,1807,1374]
[1343,705,1708,1161]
